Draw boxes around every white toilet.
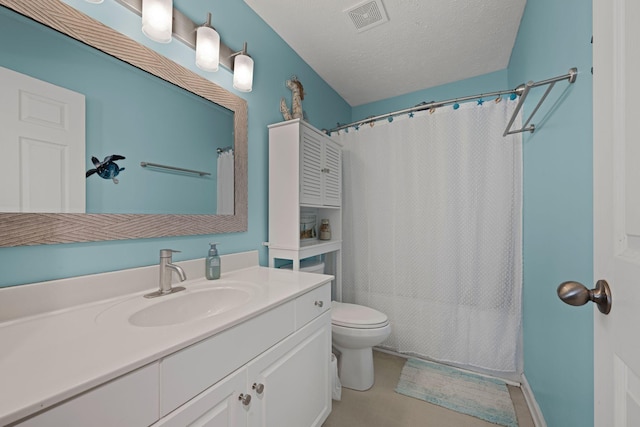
[294,261,391,391]
[331,301,391,390]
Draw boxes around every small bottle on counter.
[206,243,221,280]
[319,219,331,240]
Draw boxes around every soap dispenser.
[206,243,221,280]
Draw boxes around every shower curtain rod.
[327,67,578,137]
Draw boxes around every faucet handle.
[160,249,181,258]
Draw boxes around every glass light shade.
[142,0,173,43]
[233,54,254,92]
[196,26,220,72]
[85,0,104,3]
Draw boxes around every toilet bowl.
[283,260,391,391]
[331,301,390,391]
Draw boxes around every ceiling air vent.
[345,0,389,33]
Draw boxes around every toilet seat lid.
[331,301,389,329]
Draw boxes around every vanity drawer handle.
[252,382,265,394]
[314,300,324,308]
[239,393,252,406]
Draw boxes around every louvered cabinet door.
[300,129,324,206]
[322,139,342,207]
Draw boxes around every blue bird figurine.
[86,154,125,184]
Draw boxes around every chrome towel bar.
[140,162,211,177]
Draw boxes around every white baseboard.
[521,374,547,427]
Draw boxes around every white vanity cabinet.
[14,364,160,427]
[268,119,343,299]
[8,280,331,427]
[154,282,332,427]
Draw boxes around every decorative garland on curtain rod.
[325,67,578,137]
[327,93,518,136]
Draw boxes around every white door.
[247,313,331,427]
[153,367,248,427]
[0,66,85,213]
[593,0,640,425]
[300,127,324,206]
[322,139,342,207]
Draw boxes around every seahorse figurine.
[280,98,292,121]
[280,77,305,121]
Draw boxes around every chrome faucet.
[144,249,187,298]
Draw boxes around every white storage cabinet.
[268,119,343,299]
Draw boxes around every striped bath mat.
[395,358,518,427]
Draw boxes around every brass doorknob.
[557,279,612,314]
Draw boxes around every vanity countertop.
[0,264,332,426]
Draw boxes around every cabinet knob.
[314,300,324,308]
[252,382,265,394]
[238,393,252,406]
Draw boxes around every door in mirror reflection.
[0,65,85,213]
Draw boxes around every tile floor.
[323,351,535,427]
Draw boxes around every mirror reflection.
[0,6,234,215]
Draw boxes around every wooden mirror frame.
[0,0,248,247]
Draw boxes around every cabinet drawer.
[160,301,295,416]
[295,283,331,329]
[16,363,159,427]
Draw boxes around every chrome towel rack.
[503,67,578,136]
[140,161,211,177]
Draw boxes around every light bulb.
[142,0,173,43]
[233,54,254,92]
[196,25,220,72]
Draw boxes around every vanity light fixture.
[85,0,104,3]
[110,0,257,89]
[231,42,254,92]
[195,13,220,72]
[141,0,173,43]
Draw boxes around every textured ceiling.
[243,0,526,106]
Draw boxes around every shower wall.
[509,0,593,426]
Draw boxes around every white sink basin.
[130,287,252,327]
[96,281,261,327]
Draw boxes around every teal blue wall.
[0,0,351,287]
[508,0,593,426]
[0,2,595,425]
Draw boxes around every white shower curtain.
[336,100,522,373]
[217,150,234,215]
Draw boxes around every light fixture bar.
[113,0,234,70]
